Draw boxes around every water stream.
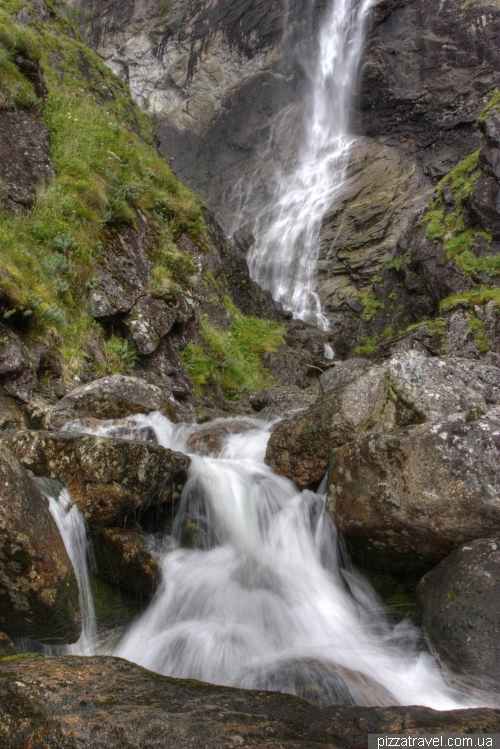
[245,0,372,328]
[55,412,478,710]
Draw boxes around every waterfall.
[39,479,98,655]
[97,412,475,710]
[246,0,372,329]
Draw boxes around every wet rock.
[319,358,372,396]
[249,386,302,411]
[0,387,27,430]
[387,351,487,422]
[261,348,301,388]
[0,654,499,748]
[0,632,16,658]
[0,325,37,403]
[418,537,500,694]
[62,417,157,444]
[0,108,54,213]
[1,430,190,527]
[328,409,500,569]
[123,296,177,355]
[0,445,80,643]
[245,658,395,708]
[47,374,177,430]
[92,528,160,599]
[266,366,393,488]
[185,419,256,457]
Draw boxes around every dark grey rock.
[418,538,500,694]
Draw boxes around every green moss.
[353,336,377,357]
[0,653,40,663]
[468,314,490,354]
[180,297,285,400]
[358,289,382,322]
[0,2,206,382]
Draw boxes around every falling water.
[85,412,475,710]
[246,0,372,329]
[40,479,98,655]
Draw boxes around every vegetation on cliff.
[0,0,282,394]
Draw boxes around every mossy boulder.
[1,430,190,527]
[0,445,80,643]
[47,375,177,430]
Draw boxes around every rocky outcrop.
[0,106,53,214]
[0,387,27,430]
[47,375,177,430]
[0,445,80,643]
[418,537,500,694]
[328,409,500,569]
[0,324,37,403]
[1,430,190,527]
[1,654,499,748]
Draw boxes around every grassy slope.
[0,0,284,397]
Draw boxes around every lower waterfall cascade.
[47,412,490,710]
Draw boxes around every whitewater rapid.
[45,410,477,711]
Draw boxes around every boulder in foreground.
[0,655,498,748]
[0,445,80,643]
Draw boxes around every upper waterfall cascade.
[245,0,373,329]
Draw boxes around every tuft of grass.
[181,297,285,400]
[359,289,382,322]
[440,287,500,312]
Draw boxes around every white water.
[77,411,473,710]
[246,0,372,329]
[41,480,98,655]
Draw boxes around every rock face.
[0,445,80,643]
[47,375,177,430]
[1,430,190,527]
[70,0,324,229]
[0,655,499,749]
[418,538,500,693]
[328,410,500,568]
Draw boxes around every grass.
[0,1,206,380]
[440,287,500,313]
[180,297,285,400]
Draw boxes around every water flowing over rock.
[0,445,80,643]
[47,375,177,430]
[418,538,500,695]
[1,430,190,527]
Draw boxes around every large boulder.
[265,366,394,488]
[418,538,500,694]
[0,655,499,748]
[47,375,177,430]
[92,528,160,599]
[1,431,190,527]
[328,409,500,569]
[0,445,80,643]
[387,351,488,422]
